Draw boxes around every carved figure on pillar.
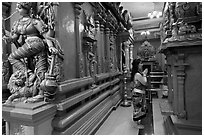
[87,43,97,77]
[83,10,96,42]
[82,10,97,76]
[2,2,64,104]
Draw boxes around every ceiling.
[121,2,164,19]
[120,2,165,40]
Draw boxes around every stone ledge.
[163,115,202,135]
[2,101,57,126]
[171,115,202,132]
[159,99,173,115]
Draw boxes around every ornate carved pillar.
[124,41,130,72]
[129,44,133,70]
[104,27,110,72]
[94,15,101,74]
[109,30,114,72]
[74,2,84,78]
[99,21,105,73]
[113,33,118,71]
[174,53,189,119]
[166,51,174,104]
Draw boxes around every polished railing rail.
[52,72,122,135]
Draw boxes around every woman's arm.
[134,72,147,86]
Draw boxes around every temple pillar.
[100,23,105,73]
[109,30,115,72]
[129,44,133,70]
[94,18,101,74]
[74,2,84,78]
[174,54,189,118]
[123,41,130,72]
[104,27,111,72]
[113,33,118,71]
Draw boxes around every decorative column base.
[120,100,131,107]
[121,70,131,107]
[2,101,56,135]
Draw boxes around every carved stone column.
[120,40,131,107]
[74,2,84,78]
[129,44,134,70]
[100,23,105,73]
[104,27,111,72]
[165,51,173,104]
[109,30,114,72]
[174,53,189,119]
[124,41,130,72]
[94,17,101,74]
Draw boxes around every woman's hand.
[49,46,59,55]
[143,68,148,76]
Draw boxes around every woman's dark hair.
[131,58,141,81]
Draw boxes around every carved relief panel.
[82,7,97,77]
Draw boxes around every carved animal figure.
[5,70,34,104]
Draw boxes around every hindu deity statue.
[3,2,63,104]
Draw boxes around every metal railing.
[146,71,168,103]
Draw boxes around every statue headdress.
[17,2,32,10]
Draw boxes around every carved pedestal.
[2,102,56,135]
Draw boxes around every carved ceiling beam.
[101,2,127,29]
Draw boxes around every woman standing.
[131,58,148,127]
